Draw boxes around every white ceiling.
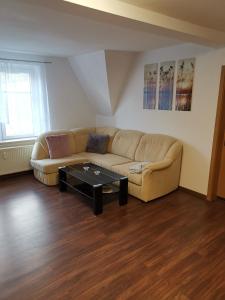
[0,0,181,57]
[121,0,225,32]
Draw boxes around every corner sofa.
[31,127,182,202]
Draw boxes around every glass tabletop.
[60,163,127,187]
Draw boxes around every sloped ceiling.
[69,50,138,116]
[69,51,111,115]
[105,50,138,114]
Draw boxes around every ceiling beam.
[64,0,225,46]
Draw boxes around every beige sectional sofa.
[31,127,182,202]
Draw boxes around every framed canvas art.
[143,63,158,109]
[158,61,175,110]
[176,58,195,111]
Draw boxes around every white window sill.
[0,137,36,148]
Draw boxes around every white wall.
[46,57,96,129]
[0,51,96,131]
[96,44,225,195]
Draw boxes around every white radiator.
[0,145,33,175]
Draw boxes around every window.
[0,61,50,141]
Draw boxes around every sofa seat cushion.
[78,152,131,169]
[112,162,144,186]
[31,155,88,174]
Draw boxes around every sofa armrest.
[143,159,173,175]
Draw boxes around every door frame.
[207,66,225,201]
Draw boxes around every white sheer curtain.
[0,62,10,124]
[30,64,50,136]
[0,61,50,140]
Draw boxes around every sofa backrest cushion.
[135,134,177,162]
[35,130,74,159]
[71,128,96,153]
[96,127,119,152]
[111,130,144,160]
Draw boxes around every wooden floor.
[1,175,225,300]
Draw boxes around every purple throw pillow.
[45,134,73,159]
[86,133,109,154]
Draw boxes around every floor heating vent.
[0,145,33,176]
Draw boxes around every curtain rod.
[0,58,52,64]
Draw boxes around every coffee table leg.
[93,185,103,215]
[119,177,128,205]
[59,169,67,192]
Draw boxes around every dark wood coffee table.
[58,163,128,215]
